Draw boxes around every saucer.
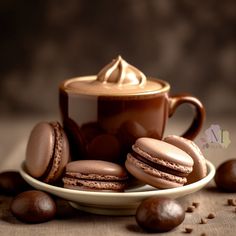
[20,160,215,215]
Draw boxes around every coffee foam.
[62,76,168,96]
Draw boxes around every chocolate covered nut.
[117,120,147,149]
[81,122,104,143]
[0,171,31,195]
[135,197,185,232]
[214,159,236,192]
[87,134,121,162]
[11,190,56,223]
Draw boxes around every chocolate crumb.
[185,228,193,233]
[200,233,207,236]
[192,202,200,208]
[227,199,236,206]
[200,218,207,224]
[207,213,216,219]
[235,207,236,213]
[186,206,194,213]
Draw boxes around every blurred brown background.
[0,0,236,118]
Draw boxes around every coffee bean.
[192,202,200,208]
[186,206,194,213]
[135,197,185,232]
[185,228,193,233]
[214,159,236,192]
[10,190,56,223]
[227,199,236,206]
[0,171,31,195]
[200,218,207,224]
[207,213,216,219]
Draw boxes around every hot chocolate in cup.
[59,56,205,164]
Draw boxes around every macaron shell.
[25,122,55,178]
[164,135,207,184]
[125,155,184,189]
[65,160,127,179]
[134,138,193,168]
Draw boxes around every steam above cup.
[59,56,205,164]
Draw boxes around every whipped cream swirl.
[97,56,146,86]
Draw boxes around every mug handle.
[168,94,205,140]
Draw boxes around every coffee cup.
[59,56,205,164]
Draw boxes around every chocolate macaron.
[125,138,193,189]
[25,122,70,184]
[164,135,207,184]
[63,160,128,192]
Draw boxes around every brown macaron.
[164,135,207,184]
[63,160,128,192]
[25,121,70,184]
[125,138,193,189]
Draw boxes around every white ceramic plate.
[20,160,215,215]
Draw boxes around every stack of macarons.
[125,135,207,189]
[25,121,207,191]
[25,121,129,192]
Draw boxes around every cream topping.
[61,56,169,96]
[97,55,146,86]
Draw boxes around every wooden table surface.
[0,116,236,236]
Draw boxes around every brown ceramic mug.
[59,57,205,164]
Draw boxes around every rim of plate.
[20,160,215,197]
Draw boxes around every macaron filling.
[63,173,128,192]
[130,151,190,177]
[126,154,187,185]
[132,144,192,173]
